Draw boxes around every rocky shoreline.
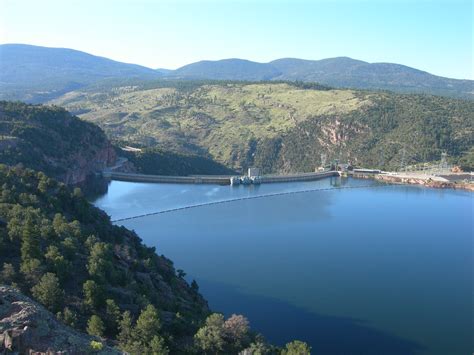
[372,173,473,191]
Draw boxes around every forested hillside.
[51,81,474,173]
[0,165,207,352]
[252,94,474,172]
[0,101,117,184]
[120,146,236,176]
[0,164,308,353]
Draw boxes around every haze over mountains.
[173,57,473,99]
[0,44,162,101]
[1,44,472,102]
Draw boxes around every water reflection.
[198,278,425,355]
[95,178,473,355]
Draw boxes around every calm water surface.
[94,178,473,355]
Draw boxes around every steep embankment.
[0,165,209,353]
[51,82,474,173]
[120,146,236,176]
[0,101,117,184]
[252,94,474,173]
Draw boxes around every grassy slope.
[52,83,368,168]
[51,81,474,173]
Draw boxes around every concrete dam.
[102,170,339,185]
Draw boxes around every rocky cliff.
[0,101,118,185]
[61,141,117,185]
[0,286,119,354]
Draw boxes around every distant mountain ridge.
[171,57,473,99]
[0,44,161,102]
[0,43,472,101]
[173,58,282,81]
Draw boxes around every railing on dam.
[261,171,338,183]
[104,170,339,185]
[104,171,230,184]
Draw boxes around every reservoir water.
[94,177,473,354]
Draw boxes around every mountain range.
[1,44,472,101]
[0,44,162,102]
[172,57,473,99]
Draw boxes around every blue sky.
[1,0,472,79]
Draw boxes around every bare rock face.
[0,286,120,354]
[62,142,118,185]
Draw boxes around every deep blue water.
[94,178,473,354]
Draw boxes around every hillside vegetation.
[0,165,209,352]
[51,81,474,173]
[0,101,116,184]
[120,146,236,176]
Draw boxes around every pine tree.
[194,313,226,354]
[0,263,16,284]
[59,307,77,327]
[31,272,64,312]
[118,311,133,349]
[87,315,105,338]
[150,335,169,355]
[133,304,162,345]
[83,279,104,309]
[105,299,121,335]
[281,340,311,355]
[45,245,71,280]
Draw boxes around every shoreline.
[352,172,474,192]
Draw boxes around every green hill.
[0,101,117,184]
[51,81,474,173]
[120,146,236,176]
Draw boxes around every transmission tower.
[320,153,327,169]
[378,150,385,170]
[399,146,407,172]
[439,152,448,174]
